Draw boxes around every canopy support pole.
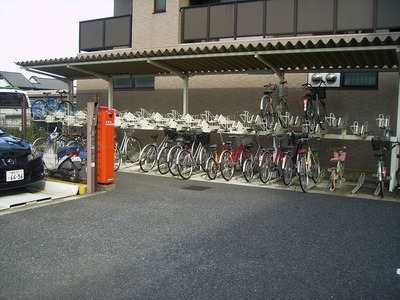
[147,59,190,114]
[183,75,189,115]
[389,73,400,192]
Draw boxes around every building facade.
[19,0,400,181]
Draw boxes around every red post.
[97,106,115,184]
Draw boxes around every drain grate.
[182,185,211,191]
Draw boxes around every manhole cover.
[182,185,211,191]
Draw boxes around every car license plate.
[6,169,24,182]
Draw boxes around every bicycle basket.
[290,131,308,145]
[333,149,347,161]
[371,136,386,151]
[164,128,178,139]
[197,132,210,145]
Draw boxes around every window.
[154,0,166,13]
[341,72,378,88]
[113,77,155,90]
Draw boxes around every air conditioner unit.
[307,72,341,88]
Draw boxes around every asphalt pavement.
[1,171,400,299]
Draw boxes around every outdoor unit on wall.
[307,72,341,88]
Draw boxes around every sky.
[0,0,113,78]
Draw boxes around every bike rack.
[351,172,365,194]
[350,121,369,137]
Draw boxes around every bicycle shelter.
[17,33,400,190]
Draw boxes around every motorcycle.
[42,126,83,182]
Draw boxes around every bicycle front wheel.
[114,144,121,171]
[243,158,254,182]
[167,145,181,176]
[199,146,213,172]
[32,137,47,157]
[57,100,74,116]
[277,101,290,128]
[206,157,218,180]
[259,151,273,183]
[220,150,234,181]
[282,153,294,186]
[139,144,157,172]
[177,149,193,180]
[298,154,309,193]
[329,168,337,192]
[311,152,321,183]
[157,146,170,174]
[126,137,141,163]
[31,100,48,120]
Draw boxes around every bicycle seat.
[244,143,252,150]
[225,141,233,146]
[209,144,217,150]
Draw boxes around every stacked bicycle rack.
[35,107,349,136]
[31,106,399,196]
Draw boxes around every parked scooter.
[42,124,83,182]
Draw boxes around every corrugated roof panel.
[15,33,400,79]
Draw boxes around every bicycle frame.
[302,82,326,132]
[328,147,346,192]
[372,136,389,198]
[118,131,130,154]
[223,143,245,169]
[296,137,321,192]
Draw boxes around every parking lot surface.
[1,171,400,299]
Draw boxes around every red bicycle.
[205,133,229,180]
[259,133,289,183]
[219,135,253,181]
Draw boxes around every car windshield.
[0,128,5,135]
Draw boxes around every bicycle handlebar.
[302,80,326,89]
[56,90,67,95]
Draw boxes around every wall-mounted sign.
[308,73,341,88]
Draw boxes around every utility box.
[97,106,115,184]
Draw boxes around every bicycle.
[327,147,347,192]
[156,128,178,174]
[205,134,229,180]
[32,122,68,157]
[371,136,390,198]
[31,90,74,121]
[280,130,309,186]
[114,127,141,171]
[219,135,253,181]
[301,81,327,132]
[259,82,290,129]
[243,135,267,182]
[176,132,213,180]
[167,131,193,176]
[258,133,289,183]
[297,136,322,193]
[139,129,175,173]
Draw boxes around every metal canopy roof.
[16,33,400,80]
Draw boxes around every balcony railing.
[79,15,132,52]
[181,0,400,43]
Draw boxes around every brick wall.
[132,0,189,49]
[114,0,132,16]
[75,0,400,178]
